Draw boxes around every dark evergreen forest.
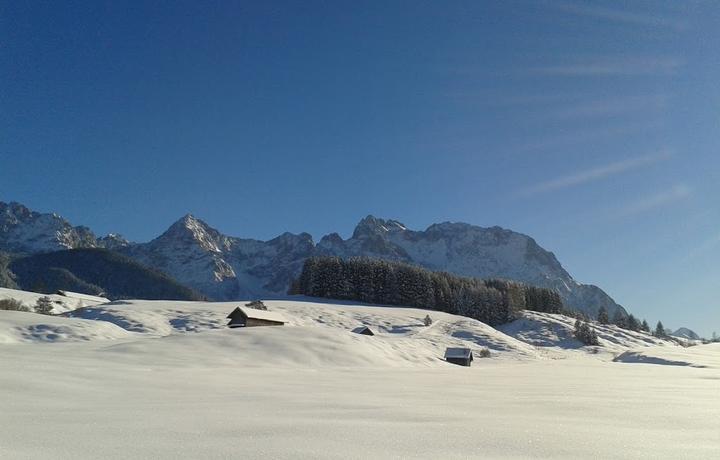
[289,256,563,326]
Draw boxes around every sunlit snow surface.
[1,296,718,459]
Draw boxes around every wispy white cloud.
[532,56,683,77]
[680,232,720,263]
[518,151,672,196]
[545,94,668,120]
[514,120,665,153]
[543,0,688,30]
[614,184,692,218]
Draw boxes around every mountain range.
[0,201,626,317]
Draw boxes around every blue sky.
[2,1,719,335]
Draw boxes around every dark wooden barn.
[351,325,375,336]
[227,306,286,328]
[444,347,473,366]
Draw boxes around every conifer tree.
[34,296,53,315]
[597,306,609,324]
[627,314,639,331]
[574,318,599,345]
[655,321,666,338]
[612,310,627,329]
[289,256,566,327]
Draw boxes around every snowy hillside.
[64,298,540,363]
[500,310,670,354]
[0,286,107,314]
[54,297,674,364]
[0,287,669,362]
[0,295,717,459]
[614,343,720,368]
[0,310,130,344]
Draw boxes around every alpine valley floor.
[1,298,718,459]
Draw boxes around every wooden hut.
[351,325,375,336]
[56,290,110,304]
[444,347,473,366]
[227,306,286,328]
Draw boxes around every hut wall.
[446,357,472,367]
[245,318,284,327]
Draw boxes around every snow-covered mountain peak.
[158,214,228,253]
[0,202,627,319]
[0,201,97,253]
[268,231,314,247]
[97,233,131,250]
[352,215,407,239]
[425,221,474,234]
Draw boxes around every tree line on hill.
[288,256,563,326]
[0,295,53,314]
[596,305,668,338]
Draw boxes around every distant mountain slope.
[121,214,626,318]
[0,201,627,318]
[672,327,700,340]
[318,216,625,318]
[121,214,315,300]
[0,201,129,254]
[0,201,97,253]
[9,249,203,301]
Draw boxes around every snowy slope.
[0,286,108,314]
[65,298,540,363]
[614,343,720,368]
[60,298,675,364]
[499,310,671,354]
[0,298,717,459]
[0,310,131,343]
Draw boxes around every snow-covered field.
[1,296,718,459]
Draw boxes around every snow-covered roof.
[444,347,473,359]
[231,306,286,323]
[352,326,375,335]
[56,290,110,304]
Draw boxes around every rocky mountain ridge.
[0,202,128,253]
[0,201,626,317]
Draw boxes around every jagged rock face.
[97,234,131,250]
[0,202,97,254]
[318,217,625,318]
[123,214,626,317]
[121,215,316,300]
[122,215,240,300]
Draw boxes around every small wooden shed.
[227,306,286,328]
[56,290,110,304]
[445,347,473,367]
[352,325,375,336]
